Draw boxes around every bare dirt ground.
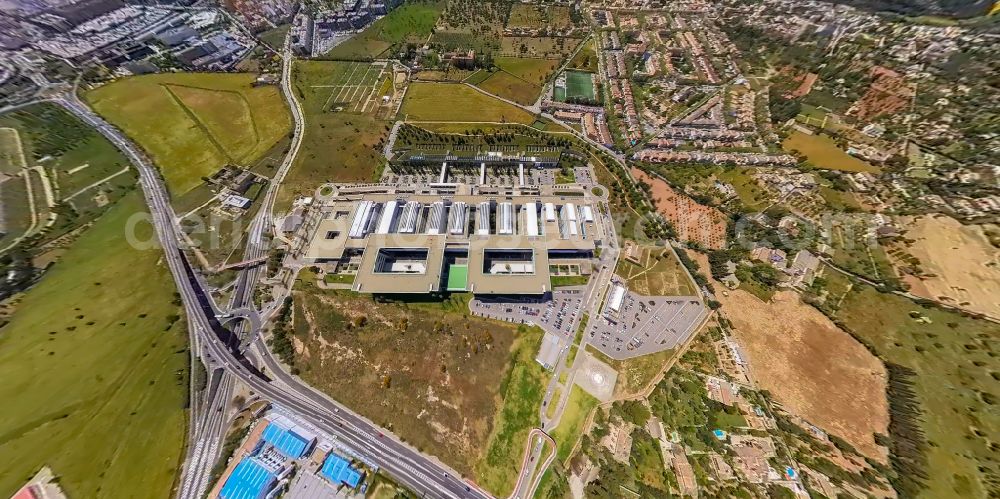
[632,168,727,249]
[292,290,523,476]
[895,214,1000,318]
[717,288,889,461]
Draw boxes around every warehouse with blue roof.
[320,453,363,488]
[260,416,316,459]
[219,457,278,499]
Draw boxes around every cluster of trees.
[707,248,747,280]
[0,248,36,302]
[768,93,802,124]
[575,406,675,498]
[884,362,929,497]
[641,215,676,242]
[268,296,297,371]
[673,246,714,295]
[7,104,95,159]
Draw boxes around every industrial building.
[260,417,317,459]
[319,453,363,488]
[219,456,281,499]
[302,185,609,295]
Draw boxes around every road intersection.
[56,62,492,499]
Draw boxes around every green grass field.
[782,131,878,173]
[259,24,290,50]
[586,346,675,397]
[0,103,135,249]
[616,246,697,296]
[495,57,559,85]
[506,3,546,28]
[86,73,291,195]
[325,1,444,60]
[474,326,548,496]
[832,286,1000,498]
[550,275,590,288]
[476,71,542,105]
[400,82,537,124]
[716,168,771,211]
[279,60,389,208]
[567,38,598,72]
[550,386,599,461]
[0,127,26,173]
[0,192,188,498]
[0,175,32,249]
[554,70,596,102]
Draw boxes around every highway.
[55,77,491,499]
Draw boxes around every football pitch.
[555,70,596,102]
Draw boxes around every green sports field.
[85,73,291,195]
[0,192,188,498]
[554,70,596,103]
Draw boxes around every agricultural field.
[548,6,573,30]
[0,192,188,498]
[325,1,444,60]
[632,167,728,250]
[616,246,697,296]
[413,68,478,82]
[476,70,542,106]
[0,103,136,249]
[279,60,393,208]
[506,3,546,28]
[436,0,509,37]
[717,289,889,459]
[305,60,395,114]
[893,214,1000,318]
[291,286,546,497]
[827,216,896,284]
[495,56,559,85]
[504,4,575,30]
[782,131,879,173]
[85,73,291,195]
[500,36,582,59]
[400,82,537,124]
[832,285,1000,498]
[0,176,31,250]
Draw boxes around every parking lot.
[469,287,586,340]
[574,166,595,185]
[590,288,707,360]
